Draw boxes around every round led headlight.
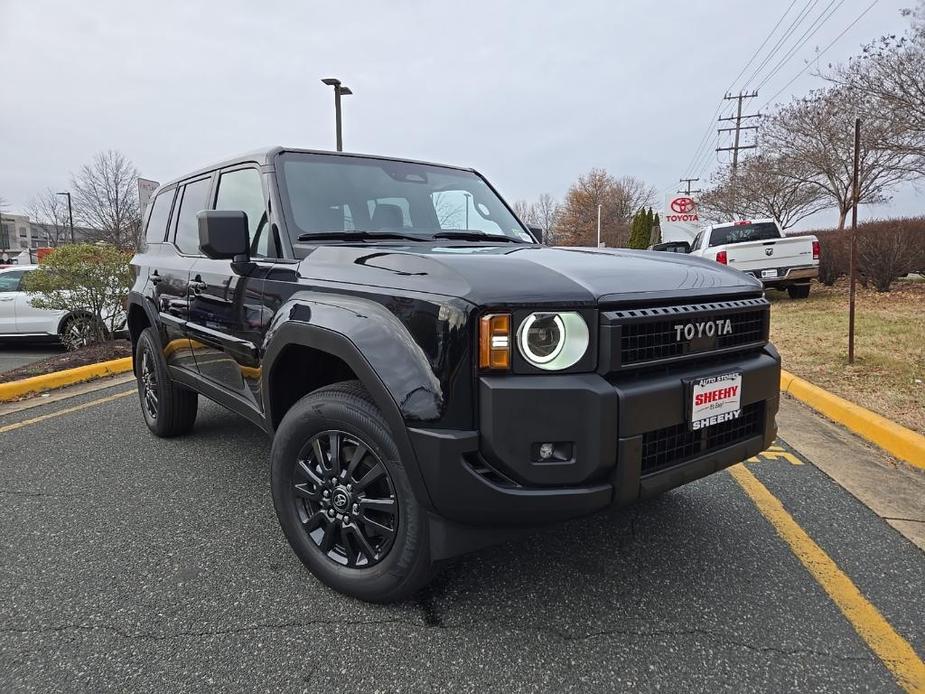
[517,311,589,371]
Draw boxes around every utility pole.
[848,118,861,365]
[716,91,759,170]
[57,191,74,244]
[321,78,353,152]
[678,178,701,195]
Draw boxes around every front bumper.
[409,346,780,526]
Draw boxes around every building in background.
[0,212,92,263]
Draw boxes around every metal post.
[57,191,75,244]
[322,78,352,152]
[463,192,471,230]
[848,118,860,365]
[333,88,343,152]
[597,204,602,248]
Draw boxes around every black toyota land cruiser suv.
[128,147,779,602]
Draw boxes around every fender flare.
[126,291,166,347]
[262,320,436,511]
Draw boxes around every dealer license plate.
[761,269,778,279]
[690,372,742,431]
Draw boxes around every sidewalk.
[777,394,925,550]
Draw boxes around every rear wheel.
[787,284,811,299]
[135,327,198,437]
[59,313,102,350]
[271,381,432,603]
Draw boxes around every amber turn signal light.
[479,313,511,370]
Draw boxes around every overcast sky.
[1,0,920,230]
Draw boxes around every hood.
[296,243,763,306]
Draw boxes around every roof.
[156,146,476,193]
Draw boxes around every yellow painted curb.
[781,368,925,472]
[0,357,133,402]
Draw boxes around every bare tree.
[511,200,538,226]
[761,86,917,229]
[533,193,561,244]
[825,3,925,174]
[25,189,72,246]
[698,156,830,229]
[71,150,141,248]
[556,169,655,247]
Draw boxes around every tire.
[787,284,811,299]
[59,313,103,350]
[271,381,432,603]
[135,327,198,437]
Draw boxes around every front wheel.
[787,284,811,299]
[135,327,198,437]
[271,381,432,603]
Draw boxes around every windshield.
[709,222,781,247]
[277,152,533,243]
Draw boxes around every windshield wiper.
[432,231,522,243]
[297,230,426,243]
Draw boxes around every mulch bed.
[0,340,133,384]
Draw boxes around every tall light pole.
[321,78,352,152]
[463,192,471,229]
[57,191,74,244]
[597,204,602,248]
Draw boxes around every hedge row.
[795,217,925,292]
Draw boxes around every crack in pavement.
[0,617,875,663]
[0,489,81,499]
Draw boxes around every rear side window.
[709,222,780,247]
[145,189,175,243]
[173,177,212,255]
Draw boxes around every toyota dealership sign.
[662,194,702,242]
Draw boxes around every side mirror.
[650,241,691,254]
[198,210,250,260]
[528,226,544,244]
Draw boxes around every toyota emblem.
[765,247,774,256]
[670,197,696,214]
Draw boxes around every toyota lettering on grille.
[673,318,733,342]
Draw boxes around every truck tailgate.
[726,237,813,272]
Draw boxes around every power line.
[678,0,806,182]
[741,0,821,90]
[753,0,846,94]
[759,0,880,110]
[678,178,702,195]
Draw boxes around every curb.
[0,357,133,402]
[781,369,925,472]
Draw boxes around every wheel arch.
[263,319,437,511]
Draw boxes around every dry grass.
[768,279,925,434]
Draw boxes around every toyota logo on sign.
[666,196,700,223]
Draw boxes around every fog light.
[531,442,573,463]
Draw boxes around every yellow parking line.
[729,464,925,693]
[0,390,135,434]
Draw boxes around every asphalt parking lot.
[1,382,923,692]
[0,344,62,373]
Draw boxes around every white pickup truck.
[684,219,819,299]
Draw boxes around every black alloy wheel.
[291,430,398,568]
[140,347,159,420]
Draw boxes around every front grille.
[640,402,764,475]
[604,297,769,368]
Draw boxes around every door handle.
[150,271,163,285]
[0,296,14,302]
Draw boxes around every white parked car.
[0,264,126,348]
[655,219,819,299]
